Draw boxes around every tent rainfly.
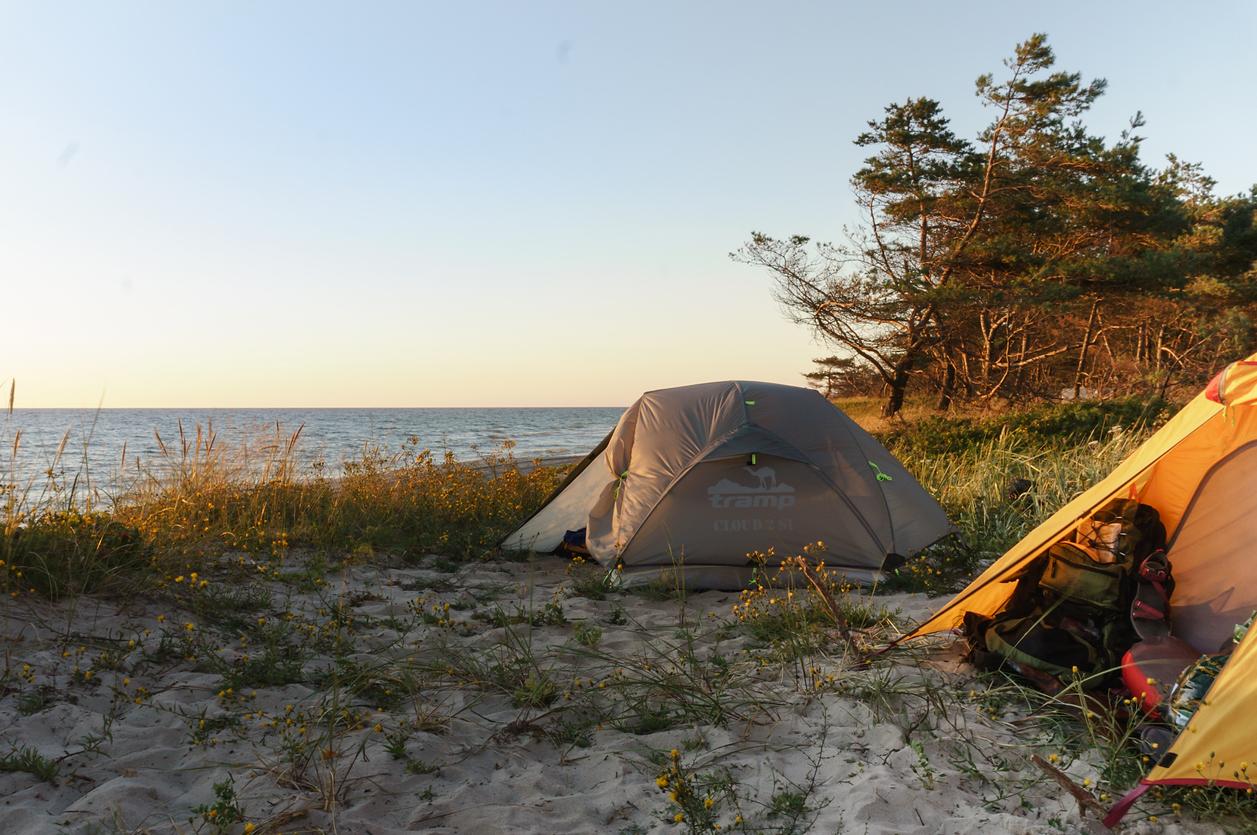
[501,380,952,589]
[902,355,1257,825]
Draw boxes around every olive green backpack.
[965,499,1169,691]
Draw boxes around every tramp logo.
[707,466,796,509]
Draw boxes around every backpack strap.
[1131,548,1173,640]
[983,613,1100,677]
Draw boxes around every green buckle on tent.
[869,462,893,482]
[744,400,756,406]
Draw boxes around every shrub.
[1,510,150,599]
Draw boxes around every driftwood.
[1030,754,1107,819]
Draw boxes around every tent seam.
[1162,438,1257,552]
[818,390,898,555]
[750,424,889,556]
[614,424,748,562]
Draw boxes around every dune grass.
[883,425,1149,595]
[1,422,564,600]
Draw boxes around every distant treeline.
[737,34,1257,416]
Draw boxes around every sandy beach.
[0,552,1215,834]
[6,3,1256,831]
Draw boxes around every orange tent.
[906,355,1257,823]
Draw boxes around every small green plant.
[730,544,867,687]
[190,775,245,833]
[630,578,686,602]
[653,748,740,833]
[189,710,243,748]
[566,557,611,599]
[483,599,567,628]
[574,621,602,648]
[404,758,441,776]
[216,641,307,691]
[431,619,560,709]
[384,726,412,760]
[768,788,808,819]
[191,584,272,633]
[512,671,558,708]
[532,599,567,626]
[909,739,936,790]
[16,687,51,716]
[550,714,597,749]
[616,702,675,735]
[0,745,58,783]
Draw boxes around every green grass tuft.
[0,745,59,783]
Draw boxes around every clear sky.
[4,1,1255,407]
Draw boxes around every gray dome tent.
[502,381,952,588]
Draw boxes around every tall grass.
[0,419,564,599]
[110,426,563,559]
[885,425,1151,594]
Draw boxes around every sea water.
[2,407,624,493]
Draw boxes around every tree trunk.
[1158,366,1175,399]
[1010,324,1030,392]
[881,361,912,417]
[1073,299,1100,400]
[979,309,993,388]
[936,359,956,411]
